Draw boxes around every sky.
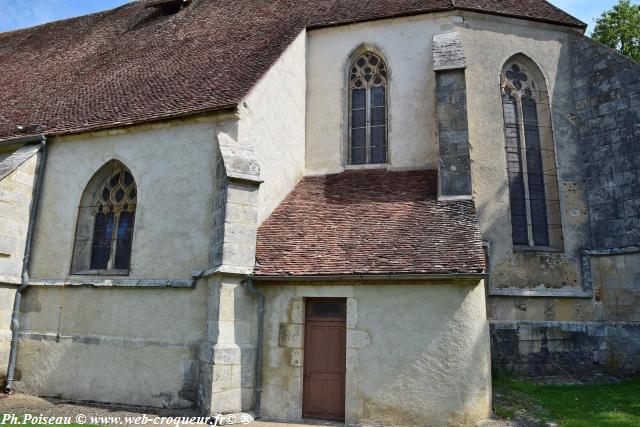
[0,0,636,33]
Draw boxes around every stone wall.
[0,148,38,284]
[434,31,472,199]
[572,37,640,249]
[0,147,38,382]
[461,13,590,311]
[591,252,640,322]
[491,321,640,376]
[436,70,472,197]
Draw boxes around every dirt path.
[0,393,519,426]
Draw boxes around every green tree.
[591,0,640,61]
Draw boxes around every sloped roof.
[254,169,486,277]
[0,0,585,142]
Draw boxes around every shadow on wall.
[359,286,491,426]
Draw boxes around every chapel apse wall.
[460,13,592,323]
[305,13,457,174]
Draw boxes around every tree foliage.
[592,0,640,61]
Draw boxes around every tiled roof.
[0,0,584,141]
[254,169,486,277]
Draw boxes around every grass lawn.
[494,376,640,427]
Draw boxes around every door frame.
[302,298,347,422]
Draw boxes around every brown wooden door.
[302,299,346,422]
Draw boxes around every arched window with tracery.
[501,55,563,250]
[72,161,137,274]
[348,50,388,165]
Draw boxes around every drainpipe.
[4,136,48,393]
[242,276,264,419]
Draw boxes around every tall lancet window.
[72,161,137,274]
[349,51,388,164]
[501,56,563,250]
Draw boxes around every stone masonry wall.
[436,70,472,197]
[572,37,640,249]
[0,150,38,284]
[490,36,640,378]
[491,321,640,376]
[592,252,640,322]
[0,150,38,382]
[434,32,472,198]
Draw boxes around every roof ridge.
[539,0,587,28]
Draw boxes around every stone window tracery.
[349,51,388,165]
[72,161,137,274]
[501,57,563,250]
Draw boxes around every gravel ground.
[0,393,513,426]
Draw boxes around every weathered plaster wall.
[305,13,459,174]
[460,13,591,320]
[30,117,220,280]
[238,30,306,225]
[15,284,207,408]
[258,281,491,426]
[14,116,229,407]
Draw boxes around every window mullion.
[108,211,119,270]
[517,97,534,247]
[365,87,371,164]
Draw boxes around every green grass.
[494,376,640,427]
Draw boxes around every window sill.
[344,163,389,170]
[513,245,564,254]
[71,269,130,276]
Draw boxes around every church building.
[0,1,638,425]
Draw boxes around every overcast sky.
[0,0,636,33]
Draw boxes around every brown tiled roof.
[0,0,584,142]
[254,169,486,277]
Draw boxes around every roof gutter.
[252,272,488,283]
[0,134,46,148]
[4,135,48,393]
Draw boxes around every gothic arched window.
[501,56,563,249]
[72,161,137,274]
[348,51,388,165]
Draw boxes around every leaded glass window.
[349,51,388,165]
[72,161,137,274]
[501,58,563,250]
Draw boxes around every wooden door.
[302,299,346,421]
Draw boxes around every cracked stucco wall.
[258,281,491,427]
